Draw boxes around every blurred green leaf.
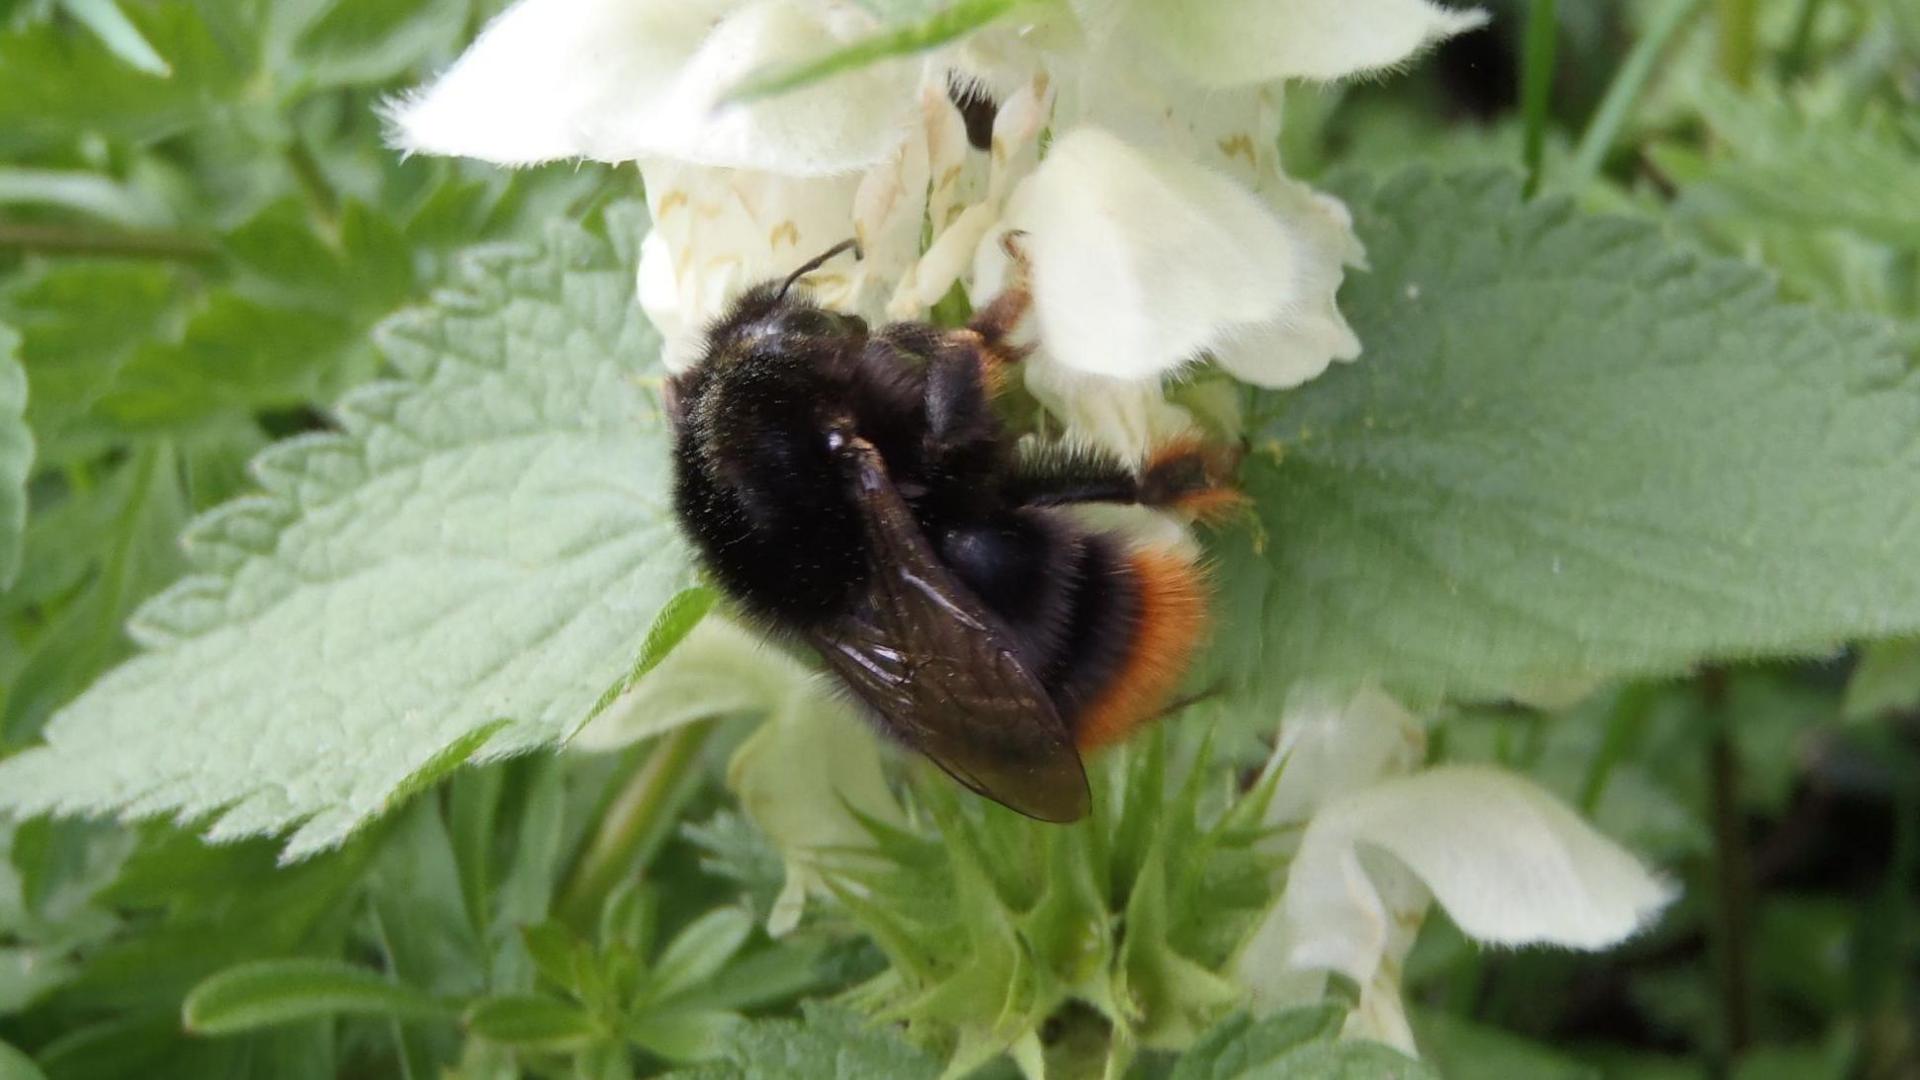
[1689,83,1920,246]
[3,443,189,745]
[0,168,172,227]
[625,1008,742,1064]
[1408,1009,1598,1079]
[1212,169,1920,706]
[0,261,190,464]
[56,0,170,76]
[464,993,598,1049]
[675,1003,940,1080]
[0,214,695,858]
[0,1038,47,1080]
[1170,1008,1346,1080]
[0,323,28,586]
[0,5,246,154]
[649,908,753,1003]
[294,0,472,90]
[1844,638,1920,721]
[183,958,452,1035]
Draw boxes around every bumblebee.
[666,240,1239,821]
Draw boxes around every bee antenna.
[776,238,863,300]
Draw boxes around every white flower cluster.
[388,0,1484,458]
[396,0,1675,1059]
[1235,688,1673,1054]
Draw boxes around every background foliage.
[0,0,1916,1078]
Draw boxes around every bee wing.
[804,439,1091,823]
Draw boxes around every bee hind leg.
[1006,437,1245,523]
[1136,438,1247,524]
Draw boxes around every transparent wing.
[803,440,1090,822]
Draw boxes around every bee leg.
[1008,438,1245,522]
[1135,438,1247,523]
[963,231,1033,366]
[923,334,1001,455]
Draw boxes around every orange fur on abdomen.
[1073,548,1208,751]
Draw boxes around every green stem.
[1702,668,1752,1070]
[556,722,712,928]
[1577,682,1658,815]
[285,135,340,229]
[1715,0,1757,87]
[0,220,216,260]
[1520,0,1559,197]
[1778,0,1828,80]
[1567,0,1706,191]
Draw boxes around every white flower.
[1095,0,1491,86]
[984,127,1305,383]
[392,0,1485,432]
[1235,688,1675,1055]
[727,685,904,935]
[387,0,917,174]
[573,616,903,935]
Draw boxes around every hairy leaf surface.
[1210,170,1920,704]
[0,217,692,857]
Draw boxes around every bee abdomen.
[1051,540,1208,751]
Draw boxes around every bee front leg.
[964,231,1033,367]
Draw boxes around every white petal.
[1261,686,1425,829]
[727,687,902,935]
[1288,766,1674,984]
[388,0,917,174]
[570,617,808,750]
[1210,177,1364,389]
[609,0,920,174]
[1000,127,1299,380]
[386,0,728,166]
[1020,356,1197,464]
[640,162,870,371]
[1128,0,1489,86]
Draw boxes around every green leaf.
[679,1003,941,1080]
[0,216,695,857]
[1170,1008,1346,1080]
[724,0,1022,104]
[3,443,189,745]
[0,324,29,587]
[625,1008,742,1064]
[584,585,716,724]
[649,908,754,1002]
[0,5,245,154]
[1843,638,1920,721]
[183,958,453,1035]
[0,261,190,465]
[1408,1009,1598,1080]
[464,994,598,1049]
[1172,1009,1439,1079]
[1211,170,1920,705]
[57,0,171,76]
[294,0,471,89]
[1688,83,1920,245]
[0,1038,48,1080]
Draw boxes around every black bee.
[666,240,1240,821]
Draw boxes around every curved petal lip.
[385,0,918,175]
